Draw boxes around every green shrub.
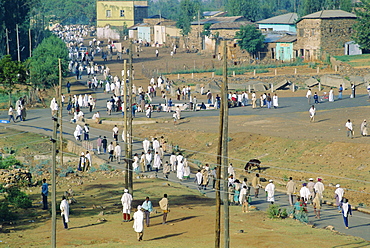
[0,156,22,169]
[0,201,14,221]
[267,204,287,219]
[5,187,32,209]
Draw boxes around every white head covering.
[269,179,273,182]
[124,189,129,193]
[137,205,142,210]
[81,152,84,155]
[336,184,340,188]
[309,178,314,181]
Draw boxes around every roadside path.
[0,73,369,242]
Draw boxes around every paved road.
[1,77,369,242]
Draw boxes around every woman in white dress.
[105,82,110,94]
[133,153,140,174]
[272,94,278,109]
[328,88,334,102]
[176,158,184,180]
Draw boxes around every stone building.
[295,10,357,61]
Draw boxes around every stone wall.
[320,18,357,56]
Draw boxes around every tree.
[27,35,69,89]
[353,0,370,50]
[0,55,27,105]
[226,0,261,21]
[177,0,202,36]
[299,0,322,16]
[235,25,266,58]
[0,0,38,59]
[40,0,96,24]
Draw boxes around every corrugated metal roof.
[257,13,298,24]
[190,16,246,25]
[274,35,297,43]
[301,10,356,19]
[209,21,256,30]
[203,11,222,16]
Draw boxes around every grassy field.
[334,54,370,67]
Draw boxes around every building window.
[120,10,125,17]
[298,29,303,37]
[106,10,111,17]
[329,28,333,33]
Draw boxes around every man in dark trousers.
[41,179,49,210]
[102,136,108,153]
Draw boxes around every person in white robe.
[361,119,368,136]
[133,205,144,241]
[299,183,310,202]
[153,152,162,173]
[75,124,83,141]
[83,94,88,107]
[328,88,334,102]
[265,180,275,204]
[133,153,140,174]
[335,184,345,211]
[145,151,152,171]
[114,143,121,164]
[60,196,70,229]
[176,158,184,180]
[228,163,235,177]
[183,158,190,179]
[170,152,177,171]
[273,94,278,108]
[121,189,133,222]
[152,138,160,153]
[78,94,83,107]
[105,82,110,93]
[50,98,57,116]
[143,138,150,153]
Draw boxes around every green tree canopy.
[0,55,27,104]
[235,25,265,57]
[27,35,69,89]
[177,0,202,36]
[353,0,370,50]
[41,0,96,24]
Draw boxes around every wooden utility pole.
[215,92,224,248]
[29,28,32,57]
[51,117,58,248]
[58,59,63,167]
[16,24,20,61]
[6,28,10,55]
[123,60,128,189]
[128,41,133,194]
[222,40,229,248]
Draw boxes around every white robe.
[329,90,334,102]
[273,96,278,107]
[105,83,110,93]
[153,154,161,169]
[300,186,310,201]
[133,210,144,233]
[143,139,150,153]
[170,154,177,171]
[265,183,275,202]
[60,199,69,222]
[335,187,344,202]
[177,161,184,179]
[78,95,83,107]
[121,193,133,214]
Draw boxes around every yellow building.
[96,0,148,28]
